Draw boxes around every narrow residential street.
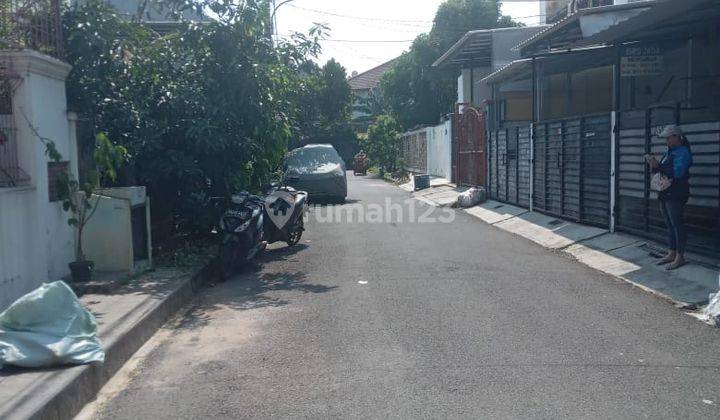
[93,173,720,419]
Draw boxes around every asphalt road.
[94,173,720,419]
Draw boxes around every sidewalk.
[0,267,209,420]
[399,176,469,207]
[404,181,719,311]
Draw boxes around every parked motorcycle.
[214,186,308,279]
[263,185,308,247]
[216,192,266,279]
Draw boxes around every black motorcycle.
[215,186,307,279]
[216,192,266,279]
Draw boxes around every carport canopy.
[481,58,533,85]
[433,30,493,68]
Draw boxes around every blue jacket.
[654,145,692,201]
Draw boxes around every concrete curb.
[2,265,212,420]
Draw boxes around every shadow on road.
[174,253,336,331]
[259,243,309,263]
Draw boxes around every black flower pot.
[69,261,94,283]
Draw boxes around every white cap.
[659,125,683,138]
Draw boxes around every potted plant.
[56,133,127,282]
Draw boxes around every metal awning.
[480,59,533,85]
[433,30,493,68]
[516,1,656,55]
[573,0,720,48]
[434,26,548,68]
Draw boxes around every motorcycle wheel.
[218,244,236,280]
[286,219,304,246]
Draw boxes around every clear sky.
[274,1,543,76]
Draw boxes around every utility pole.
[268,0,295,41]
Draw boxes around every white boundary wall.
[426,120,452,180]
[0,50,77,310]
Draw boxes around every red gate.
[452,105,487,186]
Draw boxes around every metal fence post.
[578,117,585,223]
[560,120,565,216]
[643,109,651,233]
[610,111,617,233]
[515,127,520,204]
[529,123,534,212]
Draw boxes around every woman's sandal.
[665,261,687,271]
[656,256,675,265]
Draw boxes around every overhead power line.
[323,39,415,43]
[279,34,414,43]
[289,4,546,25]
[287,4,433,26]
[322,43,391,62]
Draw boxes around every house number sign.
[620,44,664,77]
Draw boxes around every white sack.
[705,275,720,327]
[454,187,487,208]
[0,281,104,368]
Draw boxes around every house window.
[540,72,569,120]
[688,32,720,119]
[502,91,533,122]
[0,78,11,114]
[540,67,614,120]
[491,78,532,128]
[569,65,613,115]
[537,49,615,121]
[0,77,29,187]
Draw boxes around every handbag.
[651,172,672,191]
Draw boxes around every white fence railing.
[399,120,452,180]
[399,128,427,173]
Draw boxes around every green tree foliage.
[318,58,352,123]
[361,115,401,175]
[381,0,519,129]
[352,84,392,128]
[289,58,358,163]
[315,59,357,164]
[63,0,353,236]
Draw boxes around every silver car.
[284,144,347,202]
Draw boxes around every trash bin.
[414,174,430,190]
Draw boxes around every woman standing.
[646,125,693,270]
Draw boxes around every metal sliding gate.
[488,124,531,208]
[453,107,487,186]
[616,106,720,257]
[484,107,719,257]
[533,113,612,228]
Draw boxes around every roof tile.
[348,58,398,91]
